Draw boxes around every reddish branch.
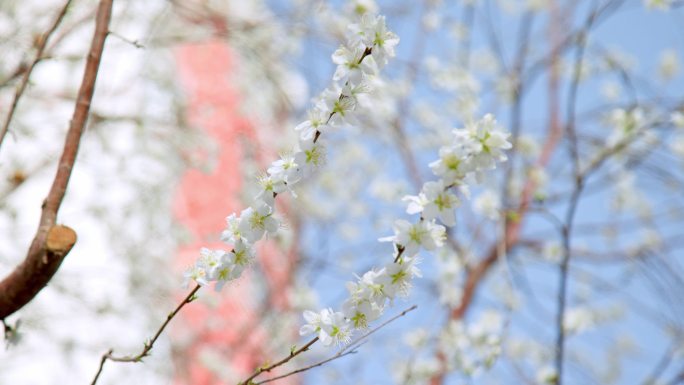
[428,4,566,383]
[429,100,562,385]
[449,0,565,323]
[0,0,114,320]
[0,0,74,151]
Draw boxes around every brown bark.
[0,0,114,320]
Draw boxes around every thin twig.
[253,305,418,385]
[341,304,417,355]
[0,0,74,151]
[90,284,201,385]
[391,1,428,191]
[639,342,677,385]
[253,348,359,385]
[239,337,319,385]
[0,0,114,320]
[553,2,602,384]
[428,3,610,383]
[109,30,145,48]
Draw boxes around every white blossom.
[438,310,503,375]
[299,308,352,346]
[563,307,595,334]
[256,173,286,206]
[342,299,383,329]
[348,14,399,66]
[320,88,359,126]
[346,268,388,306]
[429,144,473,184]
[225,239,255,280]
[456,114,512,171]
[404,180,460,226]
[403,328,429,349]
[670,134,684,157]
[182,262,209,288]
[294,108,331,140]
[346,0,378,15]
[380,219,446,257]
[268,152,304,187]
[644,0,672,10]
[543,241,563,263]
[473,189,502,221]
[299,310,323,337]
[422,11,441,32]
[332,45,377,85]
[221,213,246,245]
[298,136,326,172]
[536,366,559,384]
[658,49,680,80]
[239,201,279,243]
[671,111,684,128]
[601,81,621,101]
[379,257,422,298]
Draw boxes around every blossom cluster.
[394,309,505,384]
[183,13,399,294]
[300,114,512,346]
[438,310,504,376]
[184,4,512,352]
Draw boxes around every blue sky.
[268,1,684,384]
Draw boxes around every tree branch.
[553,2,600,383]
[90,284,201,385]
[254,348,358,385]
[251,305,418,385]
[0,0,74,151]
[239,337,319,385]
[0,0,114,320]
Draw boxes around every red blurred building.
[172,40,298,385]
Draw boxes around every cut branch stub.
[46,224,77,256]
[0,225,77,320]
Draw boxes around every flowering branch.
[239,337,319,385]
[251,305,418,385]
[253,347,358,385]
[96,7,509,383]
[89,9,400,383]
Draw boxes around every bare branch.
[0,0,74,151]
[0,0,114,320]
[90,284,201,385]
[553,2,603,383]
